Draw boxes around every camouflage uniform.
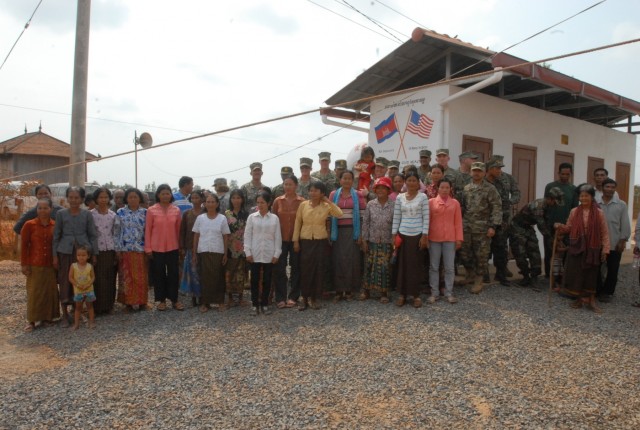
[271,183,285,199]
[510,199,551,279]
[241,181,263,213]
[484,176,512,275]
[418,166,431,185]
[455,170,472,195]
[460,180,502,277]
[311,170,338,194]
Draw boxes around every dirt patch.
[472,396,492,420]
[0,329,66,380]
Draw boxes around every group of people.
[16,147,637,332]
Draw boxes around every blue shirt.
[173,191,192,214]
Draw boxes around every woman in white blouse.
[244,191,282,316]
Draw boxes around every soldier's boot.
[505,267,514,278]
[517,274,531,287]
[470,276,484,294]
[482,268,490,284]
[494,268,510,286]
[463,267,475,285]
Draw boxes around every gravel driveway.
[1,259,639,429]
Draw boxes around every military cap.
[545,187,565,205]
[250,162,262,171]
[318,152,331,161]
[280,166,293,175]
[436,148,449,156]
[389,160,400,168]
[488,155,505,168]
[335,159,347,169]
[419,149,432,158]
[375,157,389,167]
[470,161,485,171]
[300,157,313,168]
[459,151,479,160]
[213,178,227,186]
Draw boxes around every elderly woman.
[179,190,204,307]
[293,181,343,310]
[361,177,395,303]
[428,178,463,304]
[392,171,429,308]
[329,170,367,302]
[91,187,119,314]
[20,198,59,332]
[145,184,183,311]
[555,184,609,313]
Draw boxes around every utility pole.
[69,0,91,187]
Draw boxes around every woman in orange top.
[428,179,463,304]
[20,198,59,332]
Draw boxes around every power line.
[2,36,639,182]
[305,0,401,44]
[0,0,44,72]
[372,0,430,31]
[337,0,404,43]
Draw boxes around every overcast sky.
[0,0,639,190]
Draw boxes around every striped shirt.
[392,192,429,237]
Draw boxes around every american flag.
[406,110,434,139]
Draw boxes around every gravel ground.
[1,258,640,429]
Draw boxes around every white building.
[322,28,639,211]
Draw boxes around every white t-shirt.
[192,213,230,253]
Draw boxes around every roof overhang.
[324,28,640,133]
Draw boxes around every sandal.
[276,301,286,309]
[24,323,34,333]
[395,296,406,307]
[587,303,603,314]
[298,299,308,311]
[413,297,422,308]
[173,302,185,311]
[285,299,297,308]
[359,292,369,301]
[157,302,167,311]
[570,300,583,309]
[380,296,389,304]
[199,305,209,313]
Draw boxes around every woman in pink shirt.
[428,178,463,304]
[145,184,183,311]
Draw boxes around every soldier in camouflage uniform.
[455,151,478,195]
[271,166,294,199]
[297,157,320,199]
[241,162,264,213]
[311,152,338,193]
[484,158,518,285]
[387,160,400,178]
[435,149,462,189]
[334,159,347,180]
[417,149,432,184]
[460,162,502,294]
[511,187,563,286]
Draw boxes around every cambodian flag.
[374,113,399,143]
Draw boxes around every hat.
[545,187,565,205]
[488,154,505,167]
[436,148,449,156]
[419,149,432,158]
[300,157,313,168]
[470,162,485,171]
[389,160,400,168]
[318,152,331,161]
[280,166,293,175]
[213,178,227,187]
[459,151,479,160]
[250,162,262,171]
[373,176,392,191]
[375,157,389,167]
[335,159,347,169]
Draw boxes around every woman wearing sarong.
[224,189,248,306]
[293,181,343,310]
[91,187,119,314]
[555,184,609,313]
[20,198,59,332]
[329,170,366,302]
[179,190,204,307]
[115,188,149,310]
[392,171,430,308]
[193,194,230,313]
[361,177,394,303]
[53,186,98,326]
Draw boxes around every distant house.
[0,129,97,184]
[322,28,640,211]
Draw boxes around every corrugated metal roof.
[325,28,639,129]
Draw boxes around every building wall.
[446,86,637,204]
[11,154,72,184]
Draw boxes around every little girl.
[69,246,96,330]
[353,146,375,191]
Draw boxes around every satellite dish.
[137,132,153,149]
